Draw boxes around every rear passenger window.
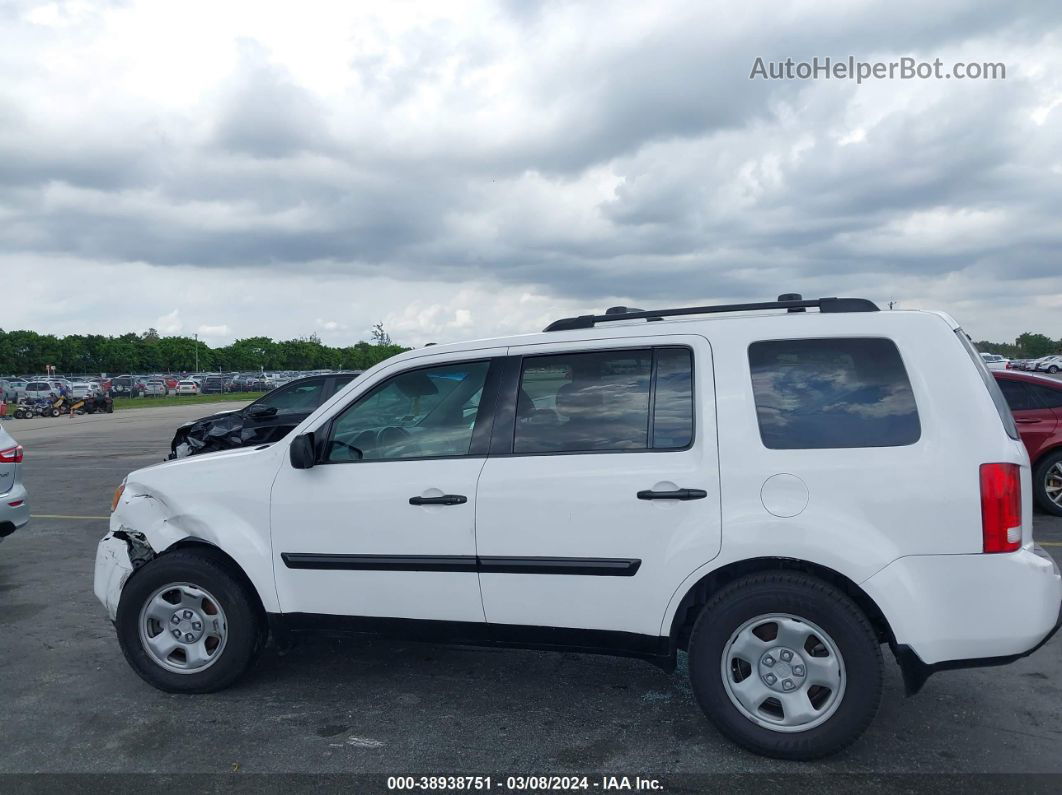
[997,380,1038,411]
[1027,383,1062,409]
[748,338,920,449]
[514,348,694,454]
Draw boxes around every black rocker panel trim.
[268,612,673,666]
[281,553,641,576]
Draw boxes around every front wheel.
[688,572,882,760]
[115,550,263,693]
[1034,450,1062,516]
[1049,366,1059,374]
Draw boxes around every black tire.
[1033,450,1062,516]
[115,550,263,693]
[688,572,883,760]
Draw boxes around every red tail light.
[0,445,23,464]
[980,463,1021,553]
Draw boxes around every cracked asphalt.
[1,405,1060,778]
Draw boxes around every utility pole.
[194,333,199,373]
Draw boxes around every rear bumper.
[894,601,1062,694]
[863,545,1062,682]
[0,483,29,540]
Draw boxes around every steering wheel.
[328,439,364,462]
[378,425,420,457]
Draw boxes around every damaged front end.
[93,528,155,620]
[170,412,255,459]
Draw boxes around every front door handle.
[409,494,468,506]
[637,488,707,501]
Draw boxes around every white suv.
[94,295,1062,760]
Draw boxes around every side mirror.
[246,403,277,418]
[289,432,316,470]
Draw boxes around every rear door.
[474,335,720,637]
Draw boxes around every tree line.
[0,327,409,376]
[975,332,1062,359]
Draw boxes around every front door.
[270,354,502,622]
[474,336,720,637]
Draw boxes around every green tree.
[1015,332,1056,358]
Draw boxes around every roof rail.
[543,294,879,332]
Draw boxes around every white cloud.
[155,309,183,334]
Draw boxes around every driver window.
[325,361,491,462]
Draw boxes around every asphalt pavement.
[0,404,1060,780]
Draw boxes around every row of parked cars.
[980,353,1062,373]
[1,371,347,402]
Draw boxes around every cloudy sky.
[3,0,1061,347]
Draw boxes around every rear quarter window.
[748,338,921,449]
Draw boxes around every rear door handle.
[409,494,468,506]
[1014,418,1041,424]
[637,488,707,501]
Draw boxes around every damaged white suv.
[95,295,1062,760]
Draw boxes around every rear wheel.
[1034,450,1062,516]
[115,550,263,693]
[688,572,882,760]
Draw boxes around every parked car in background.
[1,379,28,402]
[23,380,59,400]
[143,379,168,397]
[0,424,28,541]
[176,380,199,395]
[69,382,96,399]
[109,375,145,397]
[201,376,225,395]
[979,353,1010,371]
[97,297,1061,761]
[169,372,359,458]
[994,370,1062,516]
[1034,355,1062,374]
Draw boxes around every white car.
[69,382,96,399]
[978,353,1010,371]
[94,294,1061,760]
[1034,355,1062,374]
[0,423,29,541]
[176,380,199,395]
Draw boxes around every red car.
[994,370,1062,515]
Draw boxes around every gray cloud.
[0,0,1060,345]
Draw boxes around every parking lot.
[1,405,1060,779]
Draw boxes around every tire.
[1033,450,1062,516]
[688,572,883,760]
[50,408,61,417]
[115,550,263,693]
[1049,366,1059,374]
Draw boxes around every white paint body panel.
[93,309,1062,668]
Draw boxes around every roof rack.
[543,294,879,332]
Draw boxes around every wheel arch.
[164,538,269,623]
[667,557,895,652]
[1032,442,1062,469]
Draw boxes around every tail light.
[980,463,1021,553]
[0,445,24,464]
